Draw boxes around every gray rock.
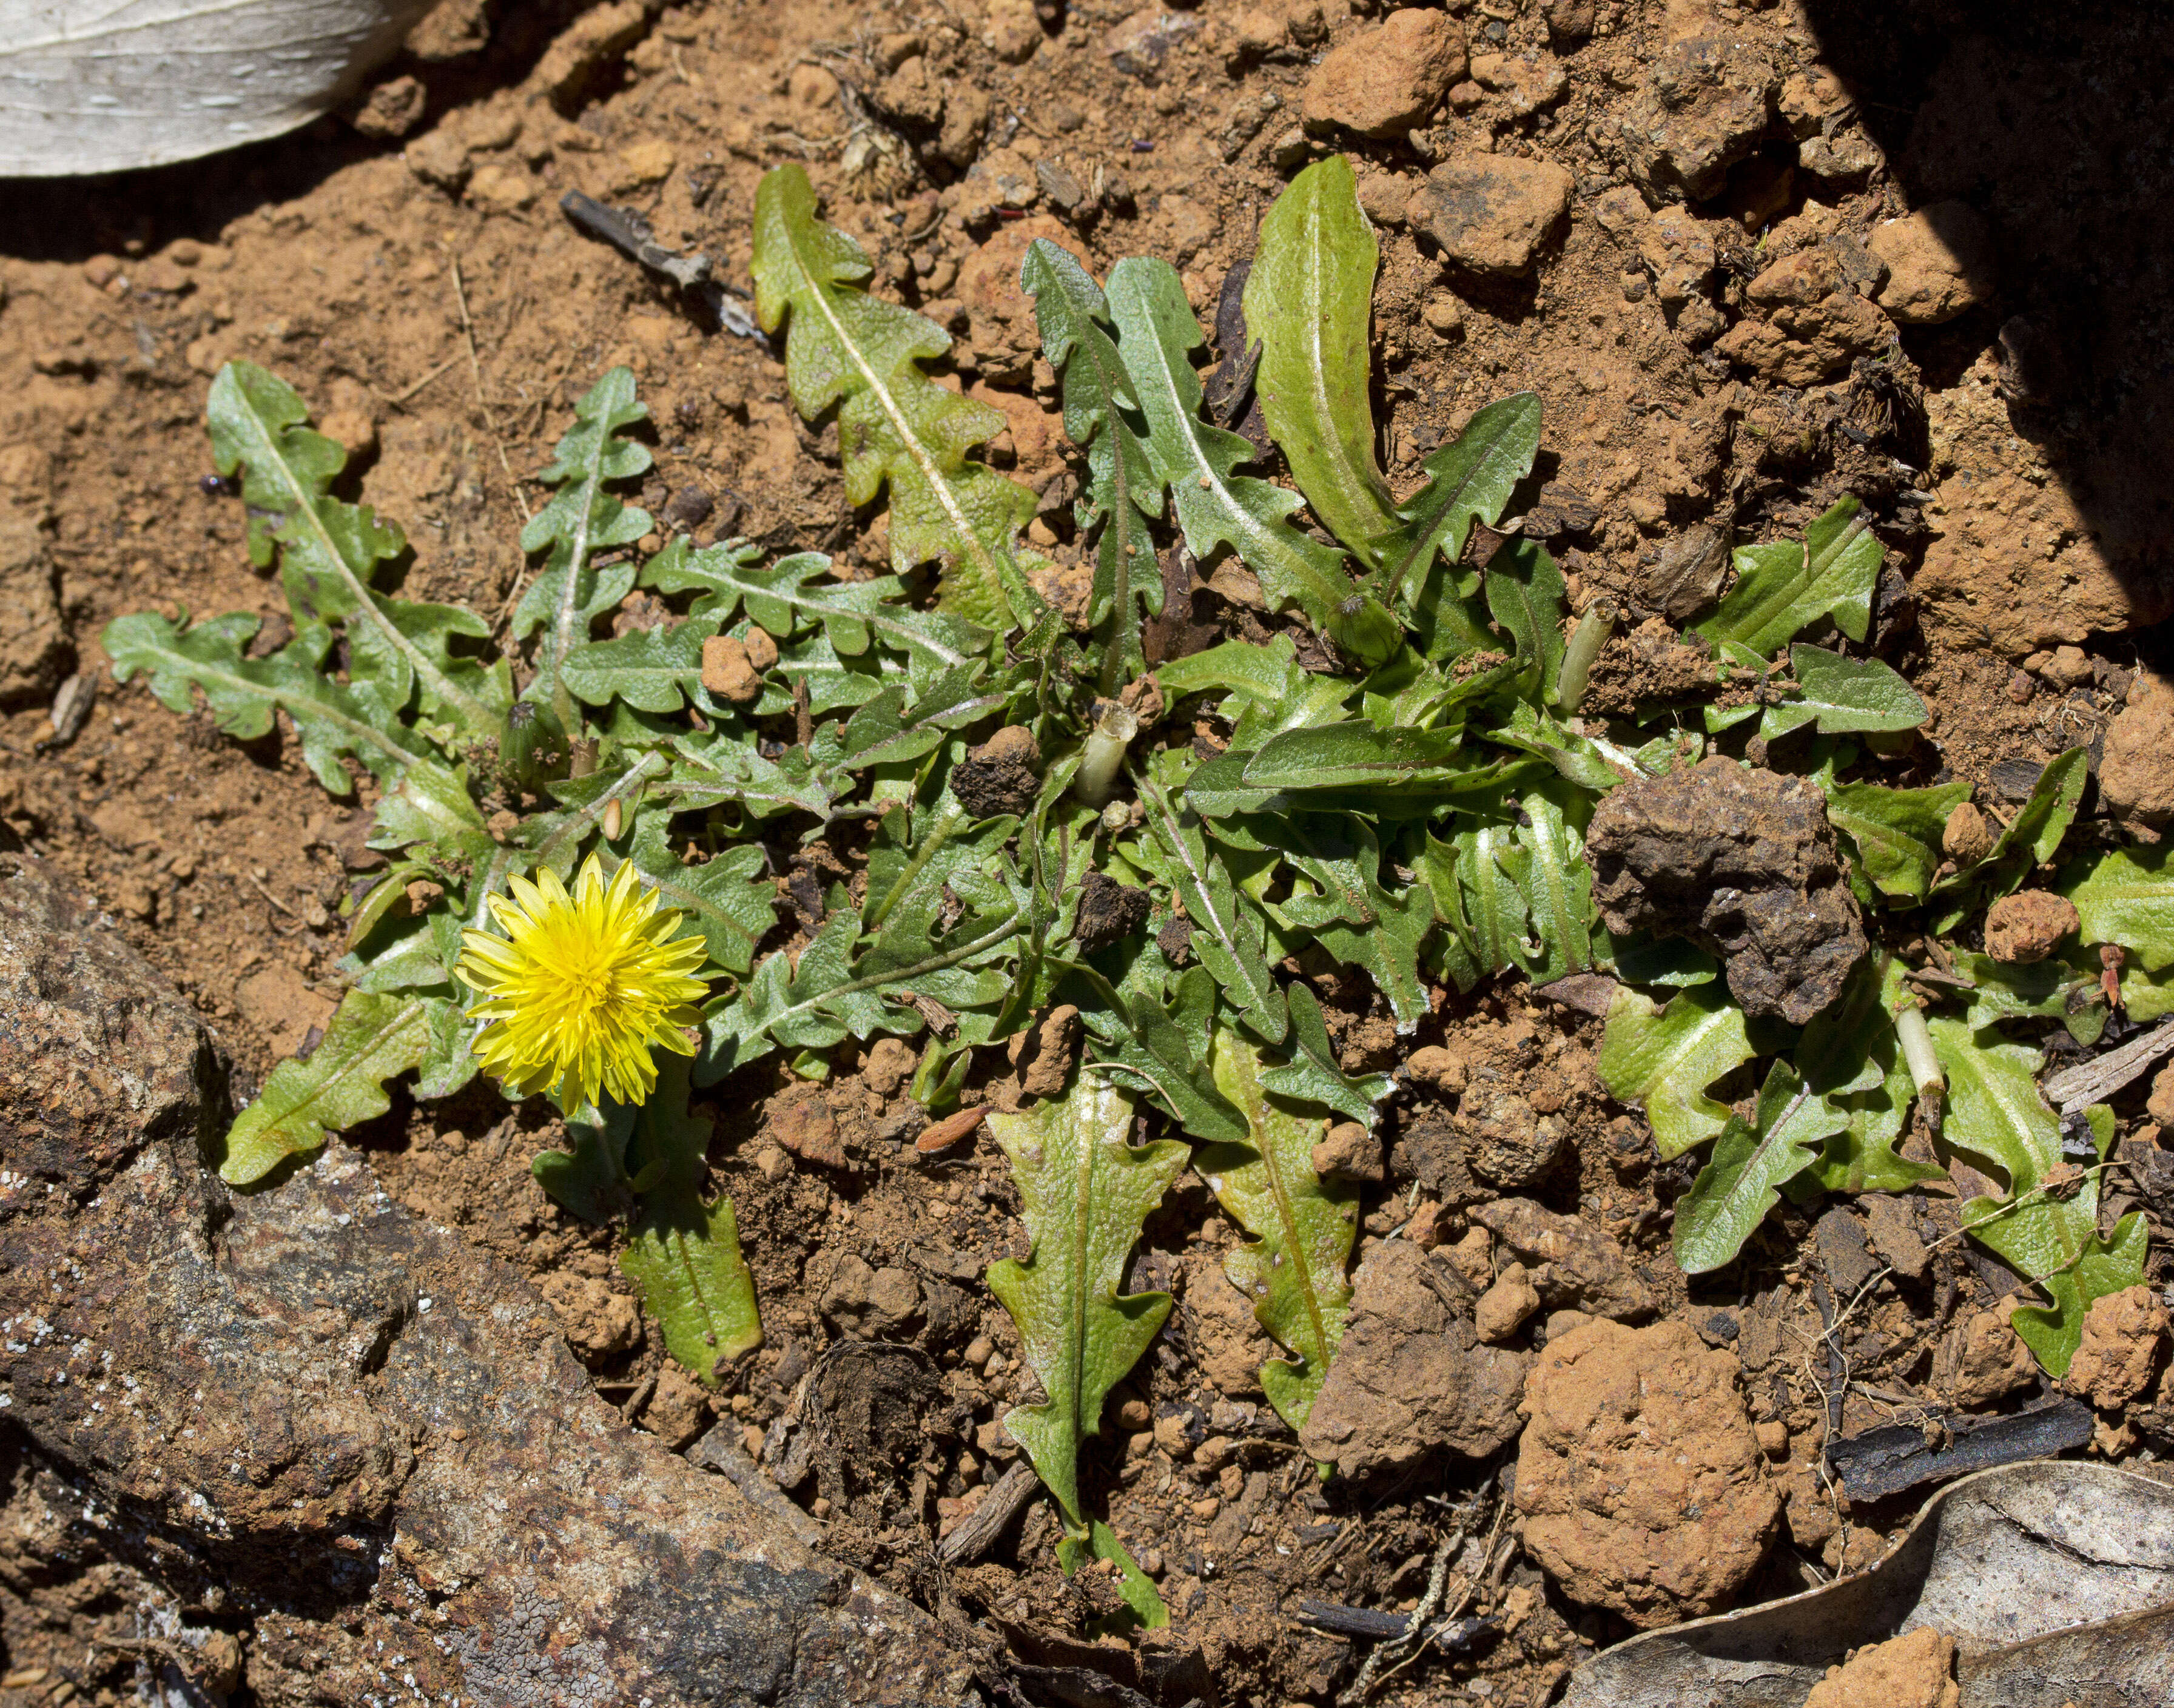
[1622,37,1777,203]
[1584,757,1868,1026]
[0,852,976,1707]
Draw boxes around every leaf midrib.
[235,396,493,733]
[781,206,1005,595]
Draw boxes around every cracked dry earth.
[2,0,2174,1705]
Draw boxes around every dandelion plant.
[112,150,2166,1605]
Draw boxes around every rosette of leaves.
[103,360,1033,1390]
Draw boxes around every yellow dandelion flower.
[457,853,710,1112]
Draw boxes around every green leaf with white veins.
[104,609,428,793]
[1599,983,1755,1158]
[986,1075,1186,1600]
[560,616,719,714]
[613,810,776,977]
[1201,1030,1358,1439]
[1762,646,1928,742]
[1242,721,1467,790]
[642,540,986,678]
[1136,772,1288,1045]
[753,164,1035,631]
[1105,255,1402,667]
[1378,391,1543,610]
[1243,156,1400,566]
[2063,844,2174,971]
[1069,961,1248,1145]
[369,756,496,866]
[1274,826,1435,1029]
[1675,1061,1850,1274]
[206,361,504,738]
[1824,778,1971,901]
[514,366,651,719]
[221,990,444,1185]
[1697,496,1882,660]
[1931,1020,2147,1375]
[1450,815,1531,977]
[1022,240,1161,693]
[1497,784,1593,983]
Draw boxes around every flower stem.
[1552,596,1617,712]
[1075,704,1139,808]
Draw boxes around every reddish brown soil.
[3,1,2172,1704]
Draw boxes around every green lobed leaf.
[1598,983,1755,1158]
[513,366,651,717]
[1498,783,1593,984]
[1070,960,1249,1145]
[1136,772,1288,1044]
[560,616,719,714]
[1483,538,1567,692]
[1377,391,1543,612]
[2001,1211,2149,1380]
[206,361,503,738]
[614,809,777,977]
[1271,824,1434,1031]
[221,990,443,1184]
[1824,778,1971,901]
[986,1074,1190,1541]
[1243,156,1400,567]
[1675,1061,1849,1274]
[644,539,986,677]
[1021,241,1162,693]
[1931,748,2088,931]
[371,757,497,867]
[752,164,1035,631]
[1259,981,1392,1125]
[1449,815,1532,977]
[1201,1030,1359,1438]
[1104,255,1402,667]
[1798,955,1940,1194]
[1762,645,1928,742]
[104,609,427,793]
[1697,496,1882,661]
[2064,843,2174,971]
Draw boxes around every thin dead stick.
[378,354,462,409]
[243,872,298,918]
[449,256,534,523]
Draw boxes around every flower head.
[457,854,709,1112]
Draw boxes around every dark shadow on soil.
[1795,0,2174,648]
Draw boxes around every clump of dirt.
[1514,1317,1780,1629]
[1801,1627,1960,1708]
[1297,1240,1526,1479]
[1586,755,1867,1023]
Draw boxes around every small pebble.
[2005,670,2036,704]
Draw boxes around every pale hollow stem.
[1896,1000,1945,1101]
[1075,705,1140,808]
[1552,597,1619,713]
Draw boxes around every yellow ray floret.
[457,853,710,1112]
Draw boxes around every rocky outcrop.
[0,852,976,1706]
